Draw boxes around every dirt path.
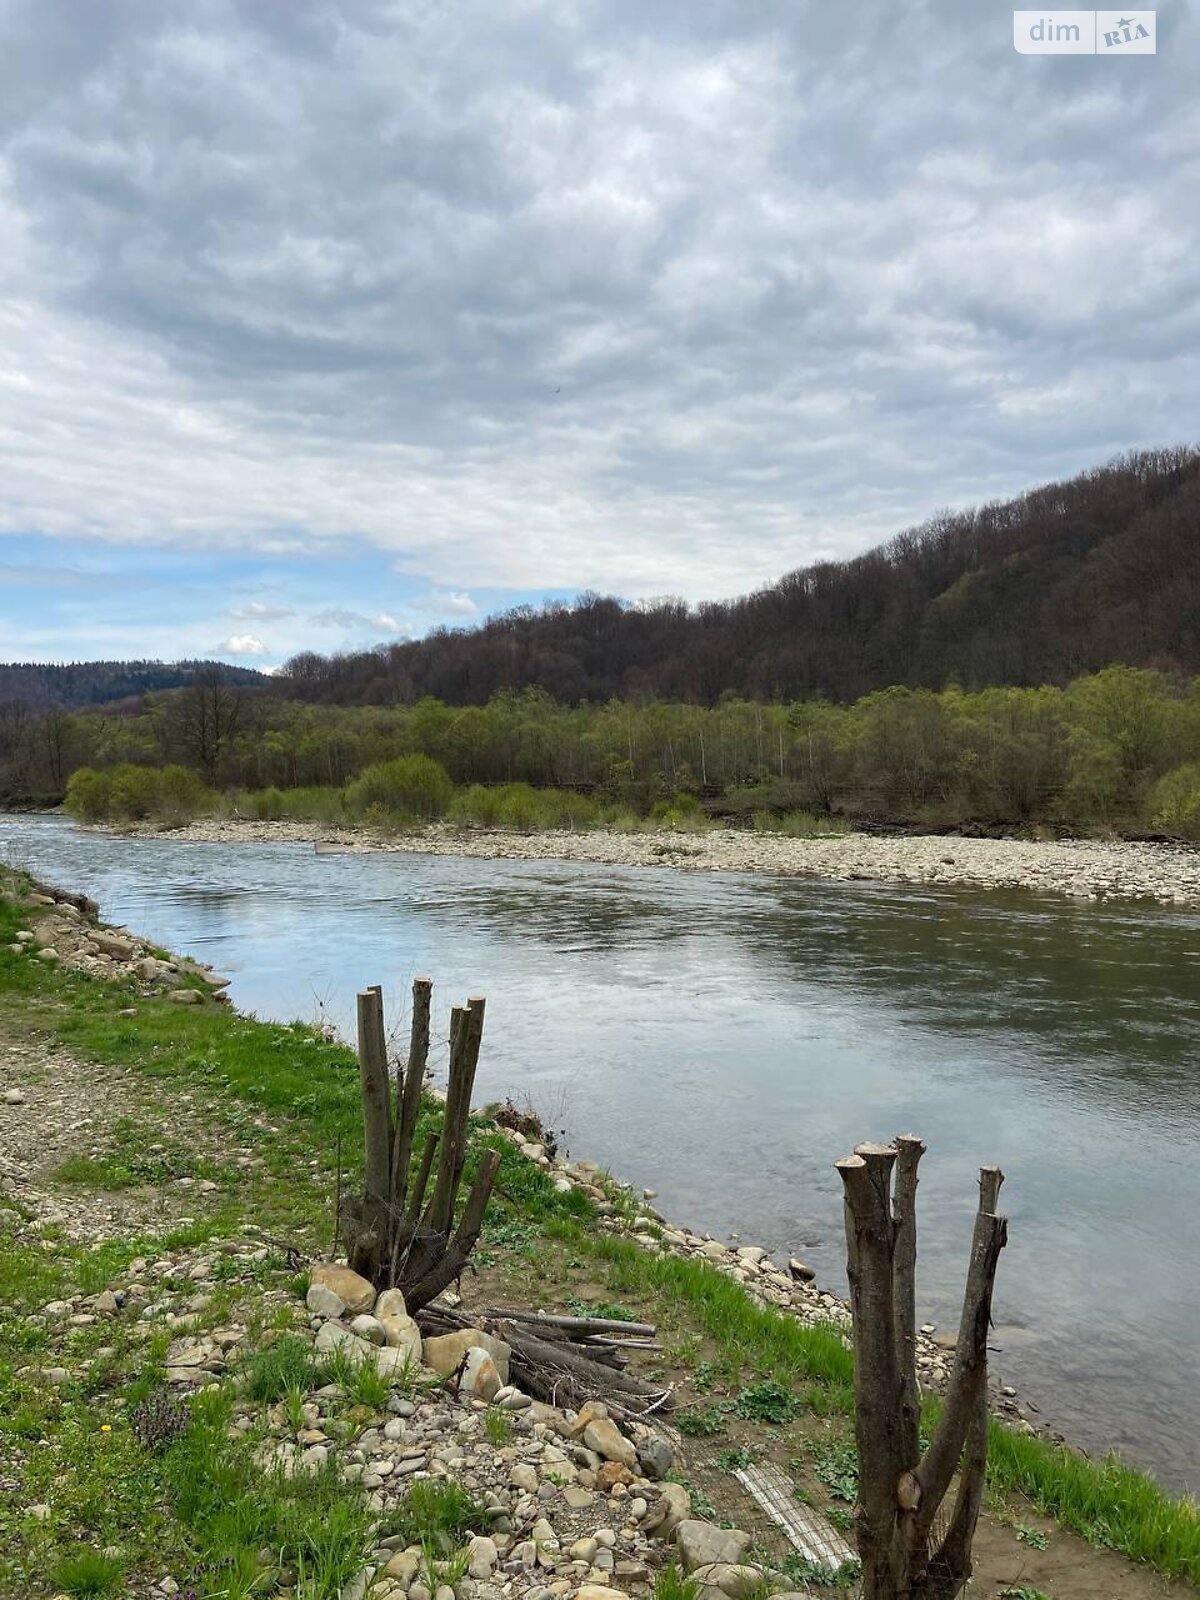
[0,1035,257,1244]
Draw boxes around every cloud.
[309,607,412,637]
[0,0,1197,618]
[412,591,478,617]
[220,634,268,655]
[231,601,294,620]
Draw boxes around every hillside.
[0,660,268,712]
[280,446,1200,706]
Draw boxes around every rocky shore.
[117,816,1200,907]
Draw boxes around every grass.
[653,1562,699,1600]
[239,1334,327,1402]
[162,1387,375,1599]
[4,869,1200,1586]
[50,1548,128,1597]
[484,1406,513,1446]
[986,1421,1200,1580]
[382,1481,486,1551]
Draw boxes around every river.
[2,814,1197,1493]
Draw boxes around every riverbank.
[117,815,1200,907]
[2,864,1197,1599]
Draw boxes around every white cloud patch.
[220,634,268,655]
[412,590,478,616]
[231,601,294,620]
[0,0,1197,611]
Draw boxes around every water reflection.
[1,817,1197,1492]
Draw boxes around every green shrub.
[107,763,162,820]
[245,786,287,820]
[649,793,708,832]
[63,767,113,821]
[449,783,505,826]
[156,765,214,824]
[347,756,452,821]
[280,786,347,824]
[1149,763,1200,839]
[494,782,544,830]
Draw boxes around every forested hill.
[0,660,268,711]
[282,447,1200,707]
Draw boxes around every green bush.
[1149,763,1200,839]
[649,793,708,831]
[63,767,113,821]
[449,783,504,827]
[346,756,452,821]
[494,782,543,830]
[281,786,347,824]
[244,786,287,820]
[107,764,163,820]
[156,765,213,825]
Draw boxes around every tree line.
[6,666,1200,839]
[278,447,1200,707]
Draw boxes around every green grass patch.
[986,1421,1200,1582]
[381,1480,487,1551]
[50,1547,128,1597]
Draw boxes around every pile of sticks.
[418,1302,674,1419]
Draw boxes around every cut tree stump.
[836,1137,1008,1600]
[339,979,501,1313]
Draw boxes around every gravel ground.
[118,818,1200,907]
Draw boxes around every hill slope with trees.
[280,447,1200,707]
[0,660,267,712]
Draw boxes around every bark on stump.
[836,1137,1008,1600]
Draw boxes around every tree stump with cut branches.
[339,978,501,1313]
[836,1137,1008,1600]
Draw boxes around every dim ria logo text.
[1013,11,1156,53]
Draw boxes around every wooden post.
[356,987,391,1235]
[391,976,432,1213]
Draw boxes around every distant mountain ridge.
[277,446,1200,706]
[0,659,268,711]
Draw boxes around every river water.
[2,815,1197,1492]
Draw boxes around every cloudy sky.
[1,0,1197,668]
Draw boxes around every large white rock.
[306,1283,346,1319]
[310,1262,377,1315]
[375,1288,423,1363]
[421,1328,510,1383]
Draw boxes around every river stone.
[3,1088,26,1105]
[311,1263,377,1315]
[582,1417,637,1470]
[635,1434,673,1480]
[642,1482,690,1539]
[375,1288,423,1362]
[307,1282,347,1319]
[458,1344,503,1402]
[689,1564,763,1599]
[314,1320,379,1367]
[422,1329,510,1383]
[676,1522,752,1574]
[350,1313,385,1346]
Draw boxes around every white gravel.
[115,819,1200,907]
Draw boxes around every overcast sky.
[1,0,1197,667]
